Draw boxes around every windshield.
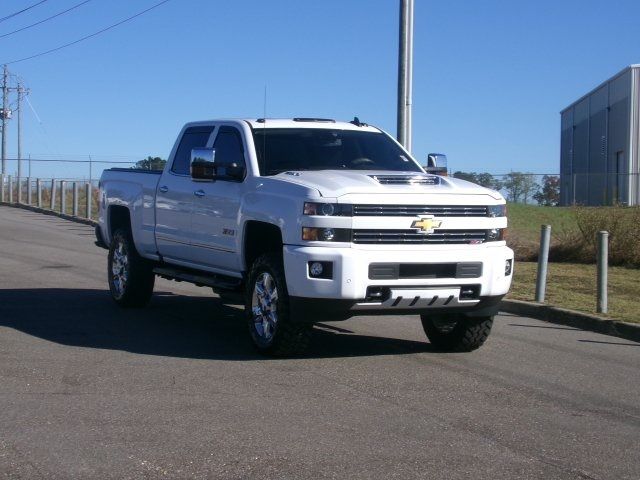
[252,128,422,176]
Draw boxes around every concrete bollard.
[597,231,609,314]
[0,174,4,202]
[27,177,32,205]
[8,176,13,203]
[50,179,56,210]
[17,177,22,204]
[73,182,78,216]
[85,183,92,219]
[535,225,551,303]
[37,179,42,207]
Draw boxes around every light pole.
[397,0,414,152]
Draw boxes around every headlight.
[303,202,352,216]
[302,227,352,242]
[487,204,507,217]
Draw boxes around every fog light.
[321,228,335,241]
[309,262,324,277]
[505,259,513,276]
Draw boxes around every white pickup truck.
[97,118,513,356]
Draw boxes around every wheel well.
[108,206,131,237]
[244,221,283,270]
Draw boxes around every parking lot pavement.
[1,205,639,479]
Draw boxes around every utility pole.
[1,65,8,175]
[17,82,22,182]
[397,0,414,153]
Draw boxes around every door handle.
[194,189,205,197]
[159,185,168,193]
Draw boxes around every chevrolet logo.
[411,216,442,234]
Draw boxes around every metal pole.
[85,182,92,219]
[73,182,78,216]
[535,225,551,303]
[1,65,8,175]
[396,0,414,152]
[50,179,56,210]
[17,83,22,192]
[597,231,609,314]
[37,179,42,207]
[60,180,66,214]
[27,177,32,205]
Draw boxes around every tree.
[502,172,540,204]
[533,175,560,206]
[135,156,166,170]
[453,171,502,191]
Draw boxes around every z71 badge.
[410,216,442,234]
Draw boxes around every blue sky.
[1,0,639,179]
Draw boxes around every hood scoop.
[369,174,440,186]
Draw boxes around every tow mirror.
[191,148,216,180]
[423,153,448,176]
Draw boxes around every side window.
[213,127,246,170]
[171,126,214,175]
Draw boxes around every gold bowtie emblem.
[411,217,442,233]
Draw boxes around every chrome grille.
[352,205,488,217]
[352,229,487,244]
[369,175,440,185]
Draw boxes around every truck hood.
[272,170,503,200]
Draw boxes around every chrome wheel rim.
[111,239,129,298]
[251,272,278,341]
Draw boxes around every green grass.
[506,203,578,244]
[509,262,640,324]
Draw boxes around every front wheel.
[245,253,312,356]
[108,228,155,307]
[421,314,493,352]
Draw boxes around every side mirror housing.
[191,148,216,181]
[423,153,448,176]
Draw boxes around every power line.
[0,0,49,24]
[3,0,172,65]
[0,0,93,40]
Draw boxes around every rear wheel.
[421,313,493,352]
[245,253,312,356]
[108,228,155,307]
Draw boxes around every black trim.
[94,225,108,249]
[288,295,506,323]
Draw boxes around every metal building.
[560,65,640,206]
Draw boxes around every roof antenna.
[350,116,367,127]
[262,85,267,171]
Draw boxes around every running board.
[153,266,242,291]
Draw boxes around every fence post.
[27,177,32,205]
[85,182,92,219]
[50,179,56,210]
[17,177,22,204]
[8,176,13,203]
[535,225,551,303]
[0,174,4,202]
[60,180,66,214]
[37,179,42,207]
[597,231,609,314]
[72,182,78,216]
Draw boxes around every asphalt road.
[1,205,639,480]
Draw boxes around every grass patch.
[509,262,640,323]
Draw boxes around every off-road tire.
[245,253,312,356]
[108,228,155,307]
[421,314,493,352]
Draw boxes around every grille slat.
[353,205,488,217]
[369,175,440,186]
[353,229,487,245]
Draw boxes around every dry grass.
[509,262,640,323]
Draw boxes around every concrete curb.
[0,201,98,227]
[500,299,640,343]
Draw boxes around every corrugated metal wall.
[560,67,636,206]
